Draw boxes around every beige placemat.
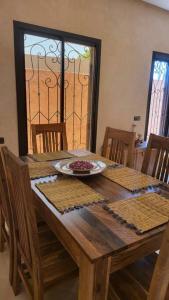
[30,151,75,162]
[104,193,169,234]
[103,167,161,191]
[28,162,58,179]
[36,177,104,213]
[81,153,115,166]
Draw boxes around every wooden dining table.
[27,150,169,300]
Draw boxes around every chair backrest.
[102,127,136,167]
[31,123,68,153]
[141,133,169,182]
[1,147,41,277]
[0,150,11,229]
[148,221,169,300]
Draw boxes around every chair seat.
[109,253,169,300]
[22,223,77,292]
[38,223,77,288]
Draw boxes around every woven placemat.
[81,153,115,166]
[28,162,58,179]
[104,193,169,234]
[103,167,160,192]
[36,177,104,213]
[30,151,74,162]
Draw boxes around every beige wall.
[1,0,169,154]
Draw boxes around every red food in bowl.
[69,160,94,172]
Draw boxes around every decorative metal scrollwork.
[24,34,92,152]
[147,61,168,139]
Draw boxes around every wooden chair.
[0,151,14,285]
[31,123,68,153]
[102,127,136,167]
[1,146,77,299]
[109,220,169,300]
[142,133,169,182]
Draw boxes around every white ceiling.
[142,0,169,11]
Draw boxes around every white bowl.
[54,159,107,177]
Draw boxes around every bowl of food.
[69,160,94,174]
[55,159,107,177]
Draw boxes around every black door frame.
[144,51,169,140]
[13,20,101,155]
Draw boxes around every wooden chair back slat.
[1,147,41,275]
[114,140,118,162]
[164,159,169,182]
[55,131,59,151]
[161,151,169,181]
[156,149,165,179]
[48,132,52,152]
[116,141,120,162]
[0,150,14,284]
[109,139,114,160]
[142,134,169,182]
[0,153,10,227]
[42,132,46,153]
[119,142,123,162]
[102,127,136,167]
[158,150,168,181]
[51,131,54,152]
[152,148,161,177]
[31,123,68,154]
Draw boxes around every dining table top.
[27,149,168,264]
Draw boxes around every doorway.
[14,21,101,155]
[145,51,169,140]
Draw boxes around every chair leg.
[8,234,14,285]
[0,208,5,252]
[32,276,44,300]
[0,208,14,285]
[33,288,44,300]
[12,246,21,295]
[12,268,21,295]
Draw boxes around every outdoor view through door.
[145,52,169,140]
[14,22,101,155]
[25,35,94,153]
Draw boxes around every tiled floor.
[0,246,78,300]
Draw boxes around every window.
[145,51,169,140]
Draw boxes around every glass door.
[24,34,62,153]
[64,42,94,150]
[14,22,101,155]
[145,52,169,140]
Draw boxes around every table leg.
[78,253,111,300]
